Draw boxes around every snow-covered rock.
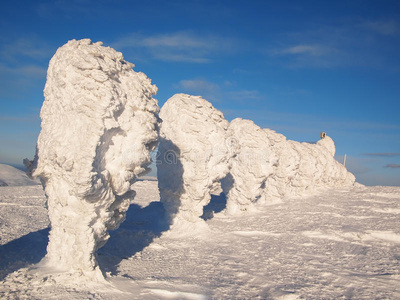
[224,118,356,213]
[0,164,39,186]
[24,39,159,280]
[157,94,230,233]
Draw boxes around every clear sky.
[0,0,399,186]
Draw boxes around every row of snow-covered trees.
[26,39,355,282]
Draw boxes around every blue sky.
[0,0,399,186]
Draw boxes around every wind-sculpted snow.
[225,118,356,213]
[24,39,159,280]
[222,119,278,214]
[158,95,355,228]
[157,94,230,234]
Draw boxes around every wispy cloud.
[112,31,237,63]
[227,90,264,101]
[0,37,53,63]
[280,44,330,56]
[174,79,221,101]
[384,164,400,169]
[267,18,400,69]
[362,20,399,36]
[363,153,400,157]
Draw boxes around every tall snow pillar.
[157,94,230,234]
[25,39,159,280]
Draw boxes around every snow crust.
[224,118,356,213]
[24,39,159,280]
[157,94,230,234]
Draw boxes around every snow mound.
[0,164,39,186]
[224,118,355,213]
[157,94,230,234]
[24,39,159,280]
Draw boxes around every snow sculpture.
[25,39,159,280]
[222,118,278,214]
[224,118,355,213]
[262,129,355,200]
[157,94,230,233]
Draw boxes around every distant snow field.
[0,164,39,187]
[1,179,400,299]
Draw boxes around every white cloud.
[0,37,52,62]
[281,45,326,56]
[174,79,220,97]
[228,90,264,101]
[271,42,342,68]
[112,31,237,63]
[0,63,46,79]
[362,20,399,36]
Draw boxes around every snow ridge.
[24,39,159,280]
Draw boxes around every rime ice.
[157,94,230,234]
[225,118,356,213]
[158,96,355,225]
[25,39,159,280]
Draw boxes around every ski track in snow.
[1,182,400,299]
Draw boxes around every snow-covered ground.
[1,179,400,299]
[0,164,39,187]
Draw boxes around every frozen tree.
[224,118,356,213]
[222,118,278,214]
[157,94,231,234]
[25,39,159,280]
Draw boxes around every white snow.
[158,96,355,224]
[23,39,159,281]
[0,164,39,187]
[1,182,400,299]
[157,94,230,234]
[224,118,355,214]
[0,38,395,299]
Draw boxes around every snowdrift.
[24,39,159,280]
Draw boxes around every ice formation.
[224,118,356,213]
[25,39,159,280]
[157,94,230,232]
[222,118,278,214]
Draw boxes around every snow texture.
[158,95,355,225]
[224,118,356,213]
[157,94,230,234]
[24,39,159,280]
[1,182,400,299]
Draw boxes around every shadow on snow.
[0,228,49,281]
[97,201,170,276]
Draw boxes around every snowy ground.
[1,180,400,299]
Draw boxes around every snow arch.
[157,94,231,233]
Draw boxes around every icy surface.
[24,39,159,280]
[157,94,230,234]
[1,182,400,299]
[224,119,356,213]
